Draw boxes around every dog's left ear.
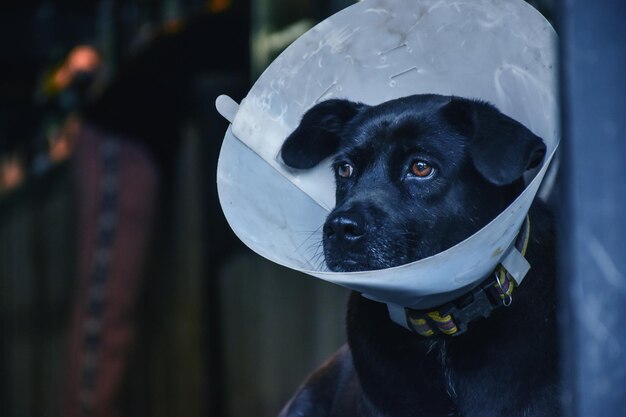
[441,98,547,185]
[281,99,366,169]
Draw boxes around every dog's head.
[281,95,546,272]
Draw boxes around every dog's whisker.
[300,235,327,270]
[293,226,324,257]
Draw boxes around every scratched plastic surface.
[216,0,559,309]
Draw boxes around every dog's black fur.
[278,94,560,417]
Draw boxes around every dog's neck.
[347,292,458,416]
[386,213,531,337]
[345,201,558,417]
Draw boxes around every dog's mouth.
[321,203,440,272]
[325,257,362,272]
[321,222,444,272]
[323,239,414,272]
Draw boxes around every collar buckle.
[402,215,531,337]
[406,277,501,337]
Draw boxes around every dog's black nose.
[325,213,366,242]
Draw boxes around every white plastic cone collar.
[216,0,559,310]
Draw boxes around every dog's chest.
[431,340,458,402]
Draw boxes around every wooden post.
[559,1,626,416]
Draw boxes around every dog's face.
[281,94,546,272]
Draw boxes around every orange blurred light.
[49,45,102,92]
[66,45,101,75]
[0,157,24,192]
[163,18,184,35]
[206,0,231,13]
[49,116,81,163]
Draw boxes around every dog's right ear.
[440,98,546,186]
[281,99,366,169]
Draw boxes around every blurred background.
[8,1,624,417]
[0,1,368,416]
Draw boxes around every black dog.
[278,94,559,417]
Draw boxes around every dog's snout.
[325,212,366,242]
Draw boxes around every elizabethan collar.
[215,0,559,310]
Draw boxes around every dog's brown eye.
[410,161,433,178]
[337,163,354,178]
